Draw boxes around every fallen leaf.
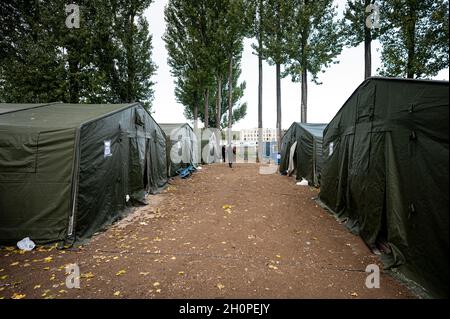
[43,256,53,263]
[222,205,232,210]
[114,291,121,296]
[10,262,19,266]
[153,282,160,287]
[350,292,358,297]
[116,270,126,276]
[178,271,185,275]
[217,283,225,290]
[81,272,95,279]
[268,264,278,270]
[34,285,41,289]
[1,275,9,280]
[139,272,149,276]
[11,293,26,299]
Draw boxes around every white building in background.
[240,128,277,143]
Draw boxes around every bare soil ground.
[0,163,415,299]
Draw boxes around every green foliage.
[342,0,385,47]
[257,0,293,65]
[284,0,344,84]
[378,0,449,78]
[0,0,156,109]
[164,0,248,127]
[186,58,248,129]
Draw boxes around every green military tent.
[0,102,168,245]
[318,77,449,298]
[160,123,198,176]
[279,122,327,186]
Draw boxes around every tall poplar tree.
[378,0,449,78]
[284,0,344,123]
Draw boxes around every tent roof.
[159,123,193,135]
[0,102,139,130]
[294,123,328,139]
[332,76,449,121]
[0,103,60,115]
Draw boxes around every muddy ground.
[0,163,415,299]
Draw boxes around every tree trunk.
[364,25,372,79]
[215,75,222,158]
[216,75,222,129]
[257,30,263,163]
[68,56,80,103]
[300,69,307,123]
[406,7,416,78]
[257,0,264,163]
[204,87,209,128]
[193,101,200,164]
[227,56,233,147]
[125,11,135,102]
[193,102,199,131]
[364,0,372,79]
[276,63,281,153]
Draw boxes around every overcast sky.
[145,0,449,130]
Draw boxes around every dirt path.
[0,163,415,299]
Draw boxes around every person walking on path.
[222,145,226,163]
[227,144,236,168]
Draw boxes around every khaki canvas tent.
[0,102,168,245]
[318,77,449,298]
[160,123,198,176]
[279,122,327,186]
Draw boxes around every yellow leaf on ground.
[178,271,185,275]
[350,292,358,297]
[217,283,225,290]
[33,285,41,289]
[1,275,9,280]
[81,272,95,279]
[139,272,149,276]
[43,257,53,263]
[153,282,160,287]
[114,291,121,296]
[10,262,19,266]
[11,293,26,299]
[222,205,232,210]
[43,267,50,270]
[116,270,126,276]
